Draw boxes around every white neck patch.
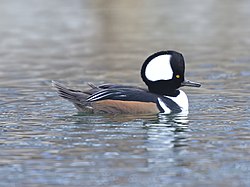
[145,54,173,81]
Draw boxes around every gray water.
[1,0,250,186]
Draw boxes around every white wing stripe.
[87,92,114,102]
[87,91,109,101]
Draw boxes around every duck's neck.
[148,86,180,97]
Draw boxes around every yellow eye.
[176,75,180,79]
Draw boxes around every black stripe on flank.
[156,96,182,113]
[156,100,165,113]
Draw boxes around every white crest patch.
[145,54,173,81]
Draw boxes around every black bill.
[181,80,201,87]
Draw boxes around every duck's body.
[53,51,201,114]
[52,81,187,114]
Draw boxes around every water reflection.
[140,114,190,176]
[144,114,189,149]
[62,112,190,152]
[58,113,192,185]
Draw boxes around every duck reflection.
[143,113,189,149]
[68,112,190,150]
[141,114,190,170]
[60,113,191,176]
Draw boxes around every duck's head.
[141,50,201,96]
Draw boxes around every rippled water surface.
[1,0,250,186]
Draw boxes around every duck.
[52,50,201,114]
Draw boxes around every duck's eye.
[176,75,180,79]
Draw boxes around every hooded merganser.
[52,50,201,114]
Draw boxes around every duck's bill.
[181,80,201,87]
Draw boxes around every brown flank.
[92,99,159,114]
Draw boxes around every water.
[0,0,250,186]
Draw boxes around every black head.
[141,50,200,96]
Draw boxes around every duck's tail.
[52,81,91,111]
